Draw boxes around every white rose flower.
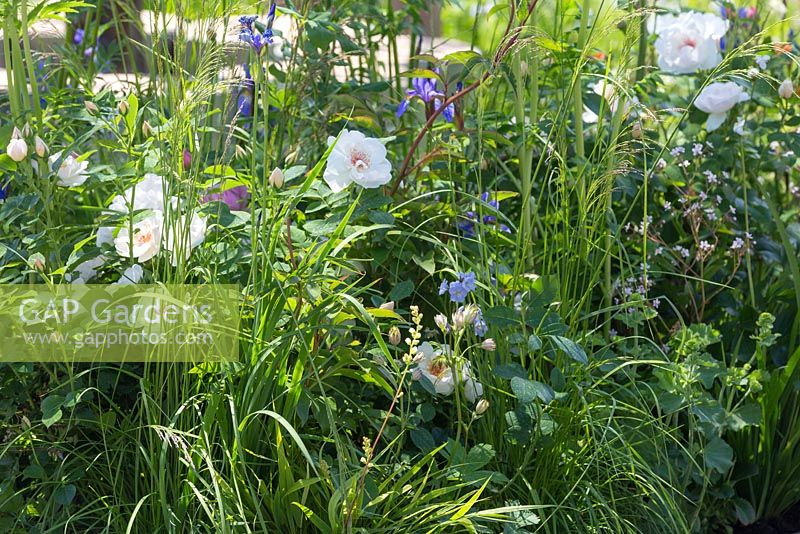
[6,128,28,162]
[96,227,115,247]
[69,255,106,284]
[323,129,392,192]
[694,82,750,132]
[653,12,728,74]
[109,173,167,213]
[50,151,89,187]
[114,264,144,285]
[163,212,206,265]
[412,342,456,395]
[114,211,164,262]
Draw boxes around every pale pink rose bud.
[481,338,496,351]
[34,136,48,157]
[84,101,99,114]
[379,301,394,311]
[475,398,490,415]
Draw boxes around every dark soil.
[734,502,800,534]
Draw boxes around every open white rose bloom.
[102,173,206,264]
[652,12,728,74]
[323,129,392,192]
[412,342,483,402]
[50,151,89,187]
[694,82,750,132]
[114,211,164,262]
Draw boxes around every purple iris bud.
[438,99,455,122]
[73,28,85,46]
[182,148,192,171]
[396,98,410,118]
[720,36,726,51]
[438,279,449,295]
[203,185,250,211]
[483,215,497,224]
[0,180,9,201]
[266,3,277,27]
[499,224,512,233]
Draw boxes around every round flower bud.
[481,338,496,351]
[6,137,28,162]
[388,326,401,346]
[269,167,284,188]
[118,100,129,115]
[84,101,99,114]
[34,136,48,157]
[142,120,153,137]
[779,79,794,99]
[475,398,490,415]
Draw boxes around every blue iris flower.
[0,180,9,201]
[73,28,85,46]
[396,73,455,122]
[239,5,276,54]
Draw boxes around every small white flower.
[114,211,164,263]
[779,79,794,99]
[653,12,728,74]
[114,264,144,285]
[434,313,449,331]
[323,130,392,192]
[694,82,750,132]
[733,116,746,136]
[755,54,770,70]
[6,128,28,162]
[50,151,89,187]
